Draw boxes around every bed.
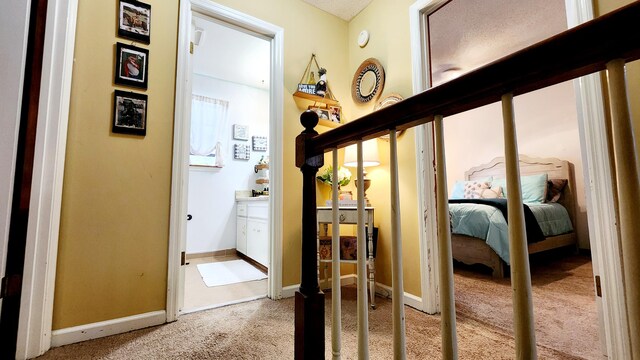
[449,155,577,277]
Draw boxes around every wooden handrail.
[307,1,640,154]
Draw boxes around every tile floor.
[183,253,267,312]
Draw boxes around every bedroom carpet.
[38,254,599,359]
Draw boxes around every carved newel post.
[294,110,325,359]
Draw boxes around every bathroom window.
[190,95,229,167]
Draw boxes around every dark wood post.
[295,110,325,359]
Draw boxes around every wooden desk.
[317,206,376,308]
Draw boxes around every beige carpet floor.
[39,253,600,359]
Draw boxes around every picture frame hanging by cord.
[115,42,149,89]
[118,0,151,44]
[113,90,148,136]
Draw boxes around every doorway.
[169,1,284,320]
[183,13,271,312]
[410,0,630,357]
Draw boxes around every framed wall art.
[113,90,148,136]
[118,0,151,44]
[234,144,251,160]
[115,42,149,89]
[252,136,268,151]
[233,124,248,141]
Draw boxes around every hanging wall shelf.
[293,54,340,107]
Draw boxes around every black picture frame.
[113,90,148,136]
[118,0,151,44]
[115,42,149,89]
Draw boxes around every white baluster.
[434,116,458,359]
[390,129,407,359]
[357,141,370,359]
[331,150,342,359]
[501,94,537,359]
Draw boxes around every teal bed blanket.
[448,200,573,265]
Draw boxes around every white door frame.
[409,0,631,358]
[168,0,284,321]
[2,0,78,358]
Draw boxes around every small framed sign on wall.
[233,124,248,141]
[234,144,250,160]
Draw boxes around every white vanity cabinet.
[236,199,269,268]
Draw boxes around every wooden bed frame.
[451,155,578,277]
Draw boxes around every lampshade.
[343,139,380,168]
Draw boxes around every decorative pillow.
[492,173,548,203]
[450,177,492,199]
[463,181,503,199]
[478,186,503,199]
[547,179,568,202]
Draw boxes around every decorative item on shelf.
[254,156,269,195]
[293,54,340,107]
[374,93,405,141]
[343,139,380,206]
[352,58,385,103]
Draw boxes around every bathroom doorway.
[170,3,284,316]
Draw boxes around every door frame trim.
[13,0,78,358]
[409,0,630,357]
[168,0,284,321]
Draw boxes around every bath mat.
[197,260,266,287]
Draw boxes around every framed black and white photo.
[233,124,248,141]
[252,136,267,151]
[113,90,147,136]
[115,42,149,89]
[118,0,151,43]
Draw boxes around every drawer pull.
[339,214,346,221]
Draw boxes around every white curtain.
[190,95,229,167]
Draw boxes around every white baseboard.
[281,276,422,310]
[375,282,423,310]
[51,310,166,347]
[282,274,357,298]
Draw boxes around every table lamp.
[343,139,380,206]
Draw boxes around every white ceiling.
[302,0,372,21]
[192,14,270,90]
[429,0,567,86]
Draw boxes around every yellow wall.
[345,0,422,296]
[54,0,350,329]
[596,0,640,144]
[54,0,178,329]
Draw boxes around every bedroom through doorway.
[423,0,602,358]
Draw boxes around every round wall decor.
[351,58,385,104]
[373,93,405,140]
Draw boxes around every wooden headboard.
[464,154,577,229]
